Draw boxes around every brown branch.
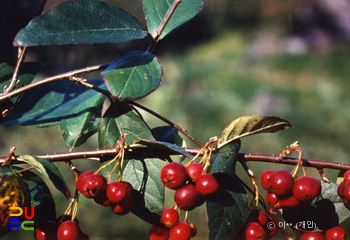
[1,146,349,171]
[0,63,109,102]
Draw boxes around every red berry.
[195,173,219,196]
[120,181,134,196]
[106,181,128,203]
[149,225,169,240]
[254,209,269,226]
[260,170,276,191]
[274,194,299,209]
[337,181,345,199]
[185,162,203,181]
[267,170,294,197]
[76,172,107,198]
[169,222,192,240]
[56,221,81,240]
[244,222,266,240]
[300,232,326,240]
[265,192,278,207]
[160,162,188,190]
[34,220,58,240]
[343,170,350,182]
[189,222,197,238]
[325,226,346,240]
[93,191,113,206]
[174,184,201,211]
[292,176,321,202]
[111,194,134,215]
[342,181,350,200]
[161,208,179,228]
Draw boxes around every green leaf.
[151,126,180,144]
[131,139,194,160]
[282,181,350,231]
[17,155,71,199]
[98,104,165,225]
[101,51,163,100]
[218,115,293,148]
[14,0,147,46]
[143,0,206,40]
[206,173,248,240]
[59,86,105,148]
[206,140,249,239]
[0,79,106,127]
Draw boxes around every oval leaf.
[14,0,147,46]
[143,0,206,40]
[17,155,71,199]
[101,51,163,100]
[218,115,292,148]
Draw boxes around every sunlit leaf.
[218,115,292,148]
[143,0,206,40]
[14,0,147,46]
[101,51,163,100]
[17,155,71,199]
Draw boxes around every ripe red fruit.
[342,181,350,200]
[244,222,266,240]
[169,222,192,240]
[149,225,169,240]
[267,170,294,197]
[111,194,134,215]
[161,208,179,228]
[56,221,81,240]
[195,174,219,196]
[160,162,188,190]
[260,170,276,191]
[325,226,346,240]
[254,209,269,226]
[120,181,133,196]
[106,181,128,203]
[300,232,326,240]
[275,194,299,208]
[265,192,278,207]
[174,184,201,211]
[292,176,321,202]
[185,162,204,181]
[93,191,112,207]
[76,172,107,198]
[34,220,58,240]
[337,181,345,199]
[343,170,350,182]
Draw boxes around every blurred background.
[2,0,350,239]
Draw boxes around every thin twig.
[0,63,109,102]
[130,100,204,147]
[3,47,27,94]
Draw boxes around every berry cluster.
[76,171,134,215]
[149,161,219,240]
[35,217,88,240]
[260,169,321,209]
[244,209,277,240]
[337,169,350,209]
[299,226,346,240]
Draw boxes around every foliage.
[0,0,349,239]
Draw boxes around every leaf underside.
[218,115,293,148]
